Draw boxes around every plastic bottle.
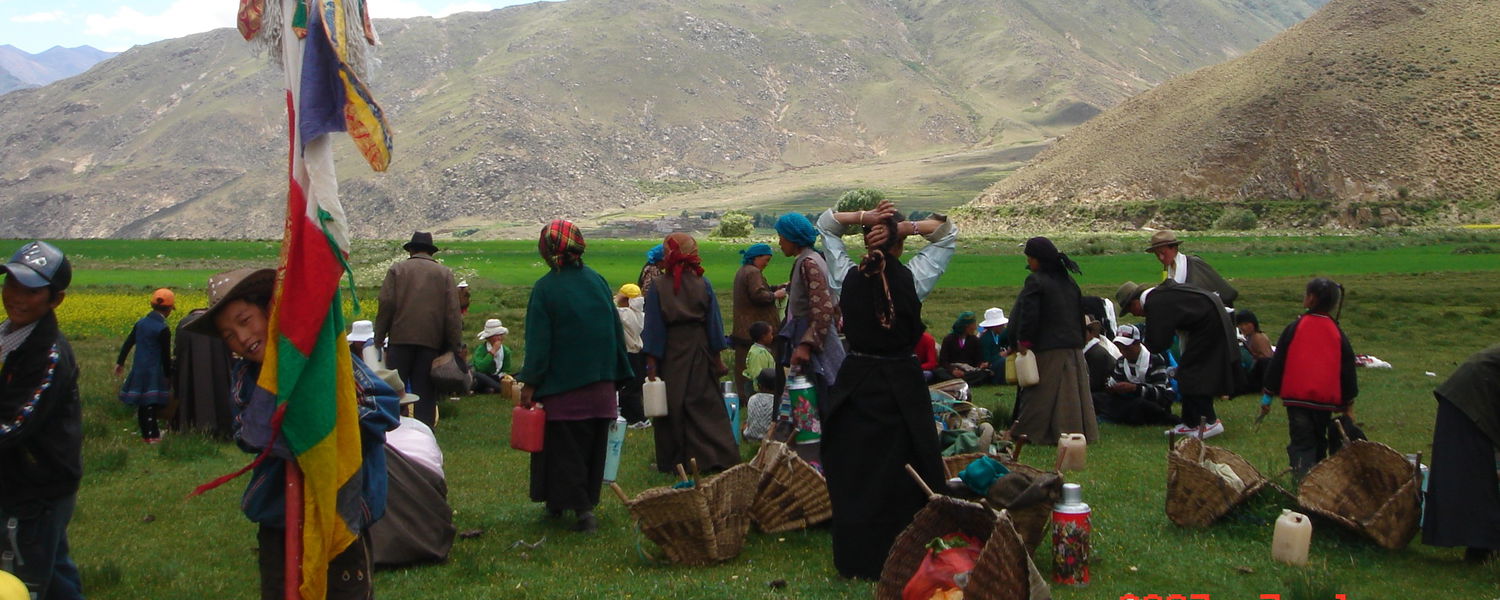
[1015,350,1040,387]
[1272,509,1312,566]
[722,381,742,444]
[1051,482,1091,586]
[1058,433,1087,471]
[643,377,668,417]
[603,416,627,483]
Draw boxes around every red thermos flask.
[511,404,546,452]
[1052,482,1091,586]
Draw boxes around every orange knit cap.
[151,288,175,308]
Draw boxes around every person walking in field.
[1422,343,1500,564]
[0,241,84,600]
[1145,230,1239,307]
[1007,237,1098,445]
[376,231,464,427]
[1261,278,1358,475]
[643,233,740,473]
[115,288,175,443]
[614,284,650,428]
[517,221,634,532]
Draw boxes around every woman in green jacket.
[469,318,512,394]
[518,221,633,533]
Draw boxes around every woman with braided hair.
[820,204,946,580]
[642,232,741,473]
[518,220,634,533]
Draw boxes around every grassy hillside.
[0,0,1323,239]
[44,233,1500,599]
[962,0,1500,233]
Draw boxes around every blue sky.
[0,0,542,54]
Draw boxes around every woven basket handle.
[609,482,630,505]
[1332,416,1350,443]
[1012,434,1029,461]
[905,463,937,500]
[1197,416,1209,463]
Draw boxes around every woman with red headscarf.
[642,233,741,473]
[518,220,634,532]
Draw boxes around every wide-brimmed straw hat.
[476,318,509,339]
[185,267,276,335]
[1115,281,1147,311]
[978,307,1008,328]
[402,231,440,254]
[1143,230,1181,252]
[376,368,421,405]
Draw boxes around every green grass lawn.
[35,234,1500,599]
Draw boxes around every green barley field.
[23,230,1500,599]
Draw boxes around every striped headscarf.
[539,219,586,269]
[663,232,704,293]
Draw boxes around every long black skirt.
[1423,397,1500,550]
[529,418,612,513]
[822,354,946,580]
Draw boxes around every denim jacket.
[235,355,400,529]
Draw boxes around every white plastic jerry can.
[1058,433,1087,471]
[643,377,668,418]
[1272,509,1312,566]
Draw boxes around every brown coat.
[375,254,463,351]
[731,264,779,343]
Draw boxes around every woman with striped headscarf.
[517,220,634,533]
[642,232,741,473]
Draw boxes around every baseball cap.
[1113,324,1141,346]
[152,288,176,308]
[1,241,71,291]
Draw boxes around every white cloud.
[11,10,66,23]
[82,1,235,42]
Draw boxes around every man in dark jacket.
[1118,280,1241,438]
[0,241,83,600]
[376,232,464,426]
[1145,230,1238,307]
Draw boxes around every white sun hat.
[978,307,1009,328]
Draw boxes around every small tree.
[1212,207,1259,231]
[836,189,885,234]
[711,211,753,238]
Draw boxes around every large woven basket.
[750,441,833,533]
[942,453,1054,550]
[875,495,1045,600]
[1297,438,1421,549]
[619,463,761,565]
[1165,436,1268,527]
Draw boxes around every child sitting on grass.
[743,368,779,442]
[742,321,776,390]
[1262,277,1358,476]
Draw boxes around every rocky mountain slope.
[0,0,1322,238]
[0,45,116,94]
[963,0,1500,231]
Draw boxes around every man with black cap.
[1144,230,1238,307]
[376,232,463,426]
[0,241,84,599]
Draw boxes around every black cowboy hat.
[402,231,440,254]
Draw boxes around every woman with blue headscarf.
[776,213,846,404]
[637,243,665,298]
[731,243,784,400]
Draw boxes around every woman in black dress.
[822,205,946,580]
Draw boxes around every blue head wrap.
[739,243,773,266]
[645,244,664,265]
[775,213,817,248]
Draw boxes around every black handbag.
[430,351,471,395]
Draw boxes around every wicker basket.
[1297,438,1421,549]
[875,496,1044,600]
[942,453,1055,550]
[750,441,833,533]
[618,463,761,565]
[1165,436,1268,527]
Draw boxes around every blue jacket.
[234,356,400,529]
